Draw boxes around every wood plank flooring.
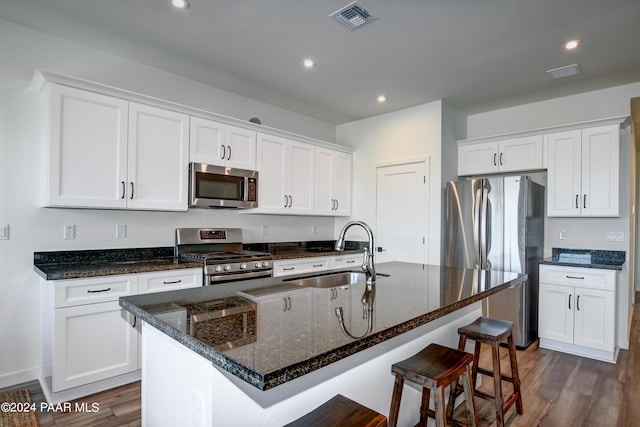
[4,296,639,426]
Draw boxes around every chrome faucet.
[335,220,376,286]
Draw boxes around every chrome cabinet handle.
[312,264,323,268]
[335,199,339,210]
[577,295,581,311]
[121,181,126,199]
[87,287,112,293]
[346,260,356,264]
[583,194,587,209]
[499,152,503,165]
[282,298,287,312]
[221,145,226,159]
[576,194,579,209]
[227,145,231,160]
[569,294,572,310]
[130,182,134,199]
[566,275,584,279]
[493,153,497,166]
[131,315,137,328]
[287,195,292,207]
[283,267,295,271]
[163,280,182,285]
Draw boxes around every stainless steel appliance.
[189,162,258,208]
[444,175,544,348]
[175,228,272,285]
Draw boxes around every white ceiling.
[1,0,640,125]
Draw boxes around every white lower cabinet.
[272,257,330,277]
[41,268,202,402]
[313,287,351,354]
[538,265,617,362]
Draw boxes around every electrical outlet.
[605,231,624,242]
[64,225,75,240]
[311,225,316,235]
[116,224,127,238]
[261,225,268,236]
[0,224,9,240]
[559,230,567,240]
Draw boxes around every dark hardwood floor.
[4,296,639,426]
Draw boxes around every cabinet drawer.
[539,265,615,291]
[331,253,362,269]
[272,257,330,277]
[54,275,138,308]
[138,268,203,294]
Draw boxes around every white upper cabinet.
[314,147,352,216]
[190,117,256,170]
[42,83,189,211]
[547,124,619,217]
[43,84,129,208]
[256,133,314,214]
[458,135,543,176]
[127,103,189,211]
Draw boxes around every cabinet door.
[457,141,499,176]
[283,290,313,363]
[189,116,226,166]
[498,135,543,173]
[288,140,315,214]
[332,151,352,216]
[314,148,334,215]
[127,103,189,211]
[44,84,128,208]
[538,283,574,344]
[546,130,582,217]
[581,124,619,217]
[257,133,288,212]
[313,287,350,354]
[53,301,138,391]
[226,125,257,170]
[573,288,615,351]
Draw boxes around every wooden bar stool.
[454,317,523,427]
[285,394,387,427]
[388,343,478,427]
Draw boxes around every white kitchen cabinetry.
[256,133,315,214]
[457,135,543,176]
[272,257,330,277]
[314,148,352,216]
[41,268,201,403]
[538,264,617,362]
[546,124,619,217]
[331,253,362,269]
[313,286,351,354]
[42,83,189,211]
[190,117,257,170]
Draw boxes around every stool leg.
[508,334,524,415]
[434,385,446,427]
[491,342,505,427]
[447,335,468,418]
[472,341,481,387]
[389,374,404,427]
[460,364,478,427]
[419,387,431,426]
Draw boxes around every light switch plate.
[0,224,9,240]
[64,225,75,240]
[605,231,624,242]
[117,224,127,238]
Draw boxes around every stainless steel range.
[175,228,272,285]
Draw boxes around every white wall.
[336,101,445,266]
[465,84,640,350]
[0,20,341,387]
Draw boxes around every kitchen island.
[120,262,525,427]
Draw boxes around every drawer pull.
[283,267,295,271]
[87,287,112,293]
[312,264,324,267]
[163,280,182,285]
[566,275,585,280]
[345,260,356,264]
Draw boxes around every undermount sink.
[284,271,366,288]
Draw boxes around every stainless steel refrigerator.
[444,175,544,348]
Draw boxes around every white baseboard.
[0,367,40,389]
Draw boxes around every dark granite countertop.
[34,247,202,280]
[540,248,625,271]
[119,261,525,391]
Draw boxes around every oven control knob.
[261,261,270,268]
[214,266,223,273]
[240,263,247,270]
[255,262,261,268]
[224,265,232,271]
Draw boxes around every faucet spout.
[335,221,376,285]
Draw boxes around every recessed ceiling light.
[377,95,387,103]
[171,0,189,9]
[564,40,579,50]
[302,59,315,69]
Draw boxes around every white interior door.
[376,161,428,264]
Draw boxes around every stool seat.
[453,317,523,427]
[389,343,477,427]
[285,394,387,427]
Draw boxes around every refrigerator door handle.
[473,187,482,269]
[480,187,490,269]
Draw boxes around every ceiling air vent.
[329,1,378,31]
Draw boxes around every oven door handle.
[207,269,273,284]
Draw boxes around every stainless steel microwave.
[189,162,258,208]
